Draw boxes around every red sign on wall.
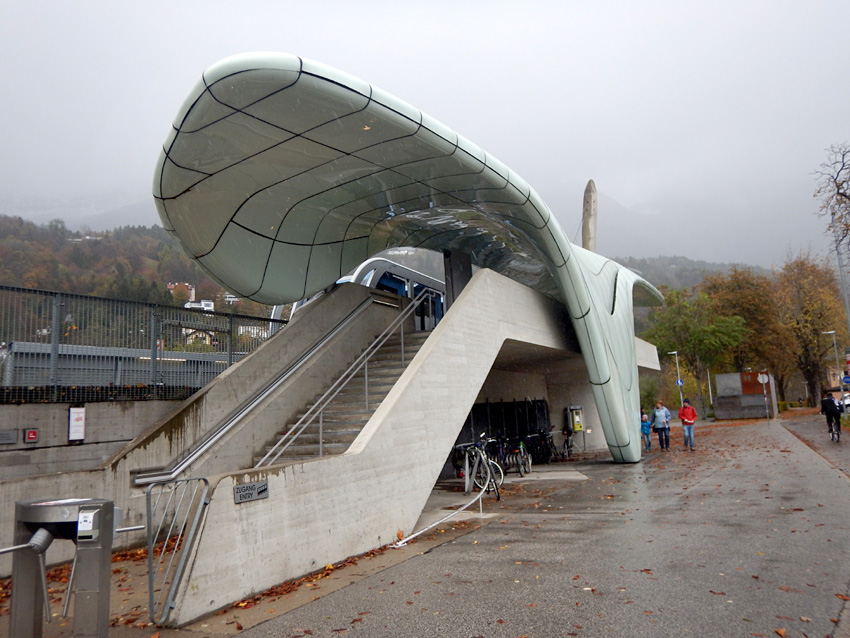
[24,429,39,443]
[741,372,770,396]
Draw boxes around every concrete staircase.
[255,330,431,465]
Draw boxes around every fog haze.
[2,0,848,268]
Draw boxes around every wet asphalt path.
[239,417,850,638]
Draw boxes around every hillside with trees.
[0,215,270,316]
[613,255,772,291]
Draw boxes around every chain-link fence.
[0,285,286,403]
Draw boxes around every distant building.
[184,300,214,312]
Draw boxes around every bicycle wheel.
[472,454,491,490]
[519,447,532,475]
[489,460,505,486]
[831,426,836,442]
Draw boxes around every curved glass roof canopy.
[153,52,662,462]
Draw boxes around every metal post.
[707,367,714,405]
[49,294,62,401]
[227,313,234,367]
[668,350,684,407]
[149,307,158,387]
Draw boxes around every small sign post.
[757,373,770,423]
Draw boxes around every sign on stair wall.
[233,481,269,504]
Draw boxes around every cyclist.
[820,390,843,437]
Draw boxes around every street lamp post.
[668,350,684,407]
[822,330,844,402]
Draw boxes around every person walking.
[679,398,698,451]
[650,400,671,451]
[820,390,843,436]
[640,408,652,452]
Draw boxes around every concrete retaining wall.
[0,401,177,479]
[0,284,400,576]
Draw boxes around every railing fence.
[0,284,286,403]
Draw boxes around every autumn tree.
[774,254,848,402]
[643,289,749,416]
[700,268,796,400]
[815,143,850,238]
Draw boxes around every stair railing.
[134,295,379,486]
[255,288,431,468]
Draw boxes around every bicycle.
[452,435,502,499]
[830,419,841,442]
[563,430,574,458]
[515,440,532,476]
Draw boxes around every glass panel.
[303,99,419,153]
[420,112,458,147]
[203,52,302,88]
[527,188,552,224]
[456,134,485,163]
[256,241,314,303]
[301,58,371,97]
[304,242,344,296]
[245,73,369,133]
[397,152,485,182]
[157,155,206,200]
[507,170,531,199]
[164,173,252,255]
[310,208,355,245]
[231,138,345,237]
[198,224,272,297]
[483,152,510,181]
[178,89,238,133]
[154,198,173,230]
[354,125,455,167]
[369,86,421,124]
[207,67,300,111]
[340,237,370,274]
[168,112,294,174]
[171,76,212,129]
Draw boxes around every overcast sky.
[2,0,848,268]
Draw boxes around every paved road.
[236,417,850,638]
[4,415,850,637]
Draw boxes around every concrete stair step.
[252,452,343,466]
[270,442,350,456]
[253,330,432,467]
[280,422,366,436]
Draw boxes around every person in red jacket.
[679,399,698,451]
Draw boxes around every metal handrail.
[146,478,210,624]
[134,296,378,485]
[255,289,432,468]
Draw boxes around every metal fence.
[0,284,287,404]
